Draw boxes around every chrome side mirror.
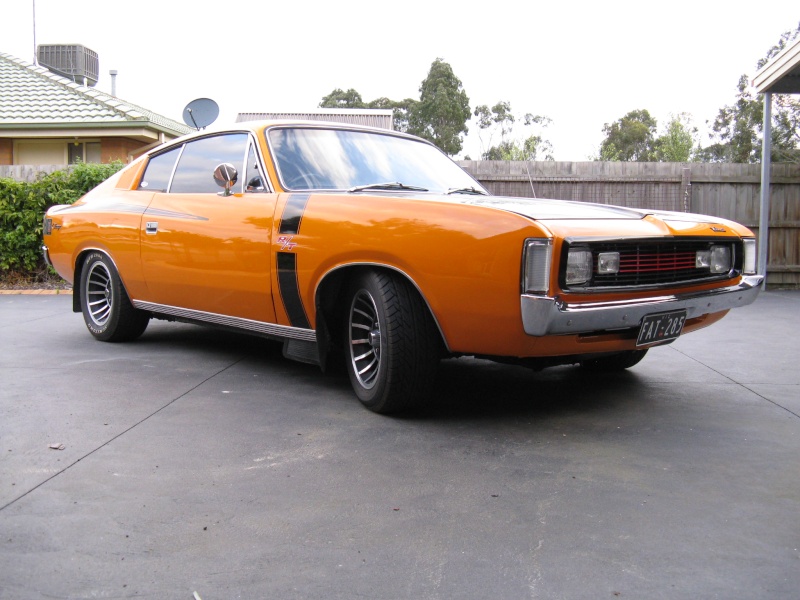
[213,163,238,196]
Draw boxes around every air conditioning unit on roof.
[37,44,99,87]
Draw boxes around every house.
[0,51,192,166]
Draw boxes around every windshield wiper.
[348,182,429,193]
[445,186,488,196]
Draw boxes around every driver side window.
[169,133,249,194]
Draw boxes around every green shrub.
[0,162,124,273]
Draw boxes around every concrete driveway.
[1,291,798,599]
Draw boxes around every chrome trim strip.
[132,300,317,342]
[521,275,764,336]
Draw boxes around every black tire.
[343,270,439,414]
[580,349,648,372]
[80,252,149,342]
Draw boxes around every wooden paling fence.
[0,164,66,182]
[460,161,800,289]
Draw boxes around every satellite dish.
[182,98,219,130]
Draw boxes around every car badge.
[711,226,726,232]
[277,235,297,250]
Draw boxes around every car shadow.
[405,356,651,422]
[132,323,652,422]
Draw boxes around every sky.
[2,0,798,160]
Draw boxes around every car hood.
[446,194,728,225]
[449,196,641,220]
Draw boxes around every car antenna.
[525,161,536,198]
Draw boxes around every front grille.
[563,238,742,290]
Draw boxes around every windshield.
[267,127,487,194]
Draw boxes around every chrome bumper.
[42,245,53,269]
[521,275,764,336]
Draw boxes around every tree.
[474,102,553,160]
[598,109,658,161]
[654,113,698,162]
[318,89,417,132]
[319,88,367,109]
[699,23,800,163]
[406,58,471,155]
[317,58,471,154]
[367,97,417,133]
[474,101,515,146]
[696,75,763,162]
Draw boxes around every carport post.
[758,92,772,287]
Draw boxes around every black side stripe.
[276,194,311,328]
[277,252,310,329]
[279,193,310,234]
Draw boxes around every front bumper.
[521,275,763,336]
[42,245,53,269]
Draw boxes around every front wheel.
[80,252,150,342]
[343,271,439,414]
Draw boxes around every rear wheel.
[80,252,149,342]
[343,270,439,414]
[580,349,648,371]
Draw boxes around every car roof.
[174,119,426,144]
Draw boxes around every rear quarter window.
[138,147,181,192]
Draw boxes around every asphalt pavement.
[1,291,798,599]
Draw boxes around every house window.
[68,142,102,164]
[15,141,65,165]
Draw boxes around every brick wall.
[0,138,149,165]
[101,138,147,163]
[0,139,12,165]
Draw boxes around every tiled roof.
[0,52,193,135]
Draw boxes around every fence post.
[681,167,692,213]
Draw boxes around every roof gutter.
[0,121,191,140]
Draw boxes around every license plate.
[636,309,687,347]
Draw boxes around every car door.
[138,132,278,323]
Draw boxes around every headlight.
[523,239,552,295]
[566,248,592,285]
[597,252,620,274]
[743,238,757,275]
[710,246,732,273]
[696,245,732,274]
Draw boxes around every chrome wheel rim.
[85,261,113,327]
[348,290,381,390]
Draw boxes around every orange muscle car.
[43,121,763,413]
